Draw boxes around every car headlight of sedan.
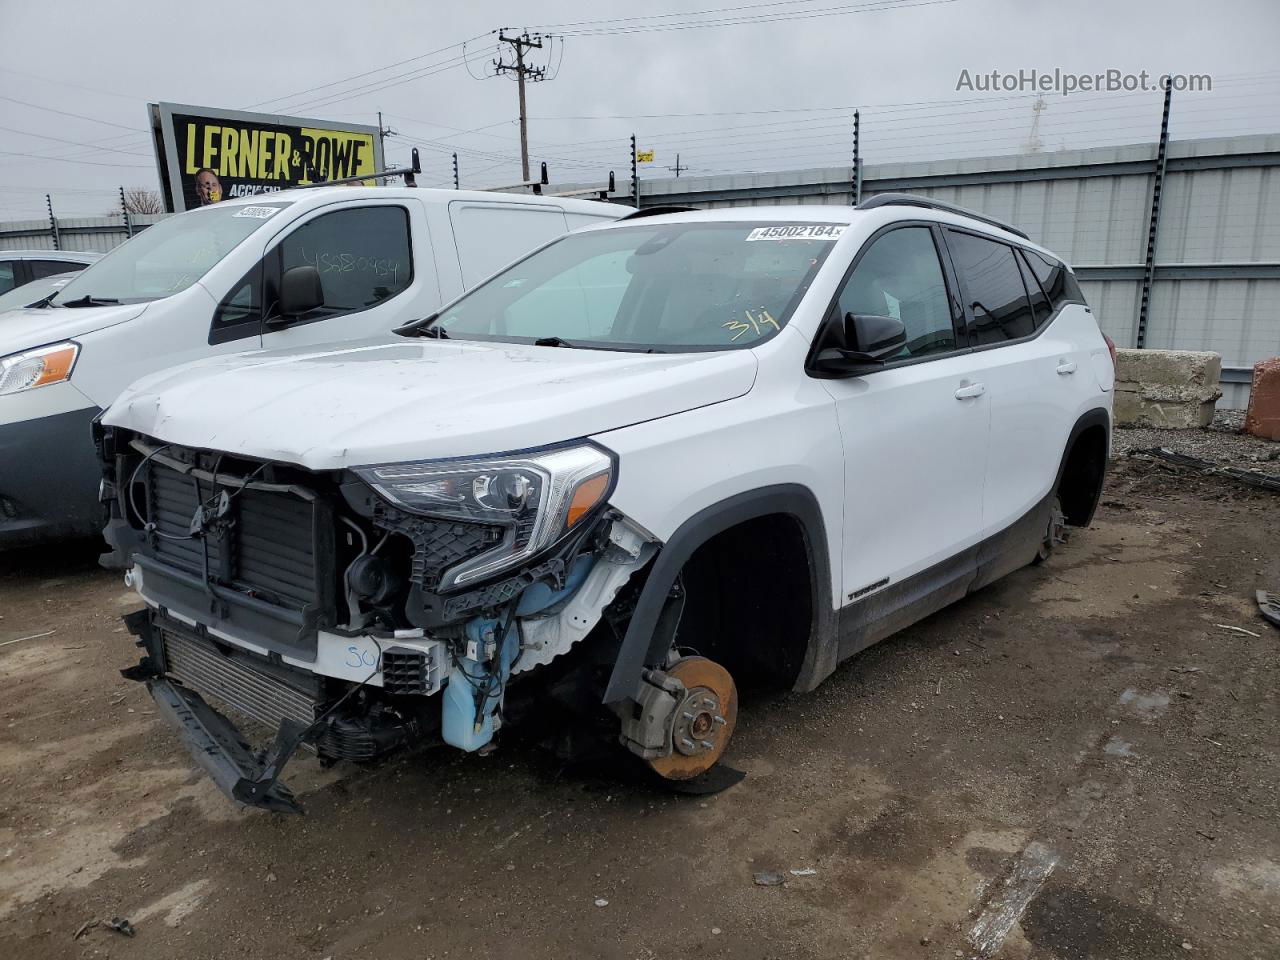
[355,444,614,590]
[0,342,79,396]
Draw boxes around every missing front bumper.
[123,608,420,814]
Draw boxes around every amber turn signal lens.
[566,473,609,528]
[31,346,78,388]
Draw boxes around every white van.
[0,187,627,548]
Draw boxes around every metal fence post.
[119,186,134,238]
[630,134,639,209]
[45,194,60,250]
[1136,82,1173,349]
[852,109,863,205]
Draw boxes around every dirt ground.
[1,446,1277,960]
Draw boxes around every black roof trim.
[618,205,697,220]
[858,192,1030,241]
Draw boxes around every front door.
[261,202,426,349]
[819,224,990,606]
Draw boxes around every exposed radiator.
[161,626,317,733]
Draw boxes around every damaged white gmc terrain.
[98,196,1114,811]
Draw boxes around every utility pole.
[494,31,546,182]
[452,152,460,190]
[377,111,397,162]
[666,153,686,177]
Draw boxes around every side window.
[1025,248,1085,310]
[833,227,956,359]
[210,264,263,344]
[947,231,1036,345]
[30,260,85,280]
[278,206,412,315]
[1015,249,1053,329]
[0,261,15,295]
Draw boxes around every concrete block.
[1244,357,1280,441]
[1113,348,1222,429]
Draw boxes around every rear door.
[943,229,1088,538]
[820,223,991,604]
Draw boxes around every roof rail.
[857,192,1030,241]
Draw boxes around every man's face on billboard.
[195,170,222,204]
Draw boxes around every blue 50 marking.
[345,645,378,669]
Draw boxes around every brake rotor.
[645,656,738,781]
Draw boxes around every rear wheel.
[644,656,738,781]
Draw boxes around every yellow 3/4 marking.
[722,307,780,342]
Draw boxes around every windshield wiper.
[532,336,581,348]
[394,313,447,338]
[60,294,120,308]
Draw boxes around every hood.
[104,337,758,469]
[0,302,149,352]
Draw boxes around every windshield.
[52,201,292,305]
[428,221,844,351]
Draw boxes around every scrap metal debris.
[108,917,137,937]
[1215,623,1262,638]
[1128,447,1280,492]
[1258,591,1280,629]
[753,871,786,886]
[73,916,136,940]
[0,629,55,648]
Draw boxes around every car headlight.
[0,342,79,396]
[355,444,614,590]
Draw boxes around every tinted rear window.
[947,231,1037,344]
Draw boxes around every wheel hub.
[645,656,738,780]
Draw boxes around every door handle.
[954,382,986,400]
[1057,361,1078,375]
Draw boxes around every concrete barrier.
[1244,358,1280,440]
[1113,349,1222,429]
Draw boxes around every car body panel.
[103,336,759,469]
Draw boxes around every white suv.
[98,195,1114,811]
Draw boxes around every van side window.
[0,261,16,295]
[30,260,84,280]
[947,231,1037,345]
[1024,248,1085,310]
[833,226,956,359]
[278,206,412,315]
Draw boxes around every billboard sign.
[149,102,384,212]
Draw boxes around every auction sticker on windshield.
[232,205,282,219]
[746,224,845,241]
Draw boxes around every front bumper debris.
[144,674,310,814]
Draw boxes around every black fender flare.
[602,484,837,706]
[1054,406,1112,527]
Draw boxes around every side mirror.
[811,313,906,376]
[278,265,324,317]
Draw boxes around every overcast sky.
[2,0,1278,218]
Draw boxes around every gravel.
[1113,409,1280,473]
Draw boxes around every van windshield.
[52,201,292,306]
[424,221,844,351]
